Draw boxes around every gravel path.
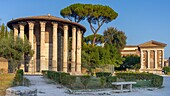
[26,75,170,96]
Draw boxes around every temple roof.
[138,40,167,48]
[125,45,138,47]
[7,14,86,32]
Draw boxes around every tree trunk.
[92,34,96,46]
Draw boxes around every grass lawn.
[0,74,15,96]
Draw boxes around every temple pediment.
[138,40,167,48]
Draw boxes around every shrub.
[59,72,70,84]
[151,75,163,87]
[79,75,91,88]
[96,72,112,77]
[115,72,163,87]
[163,67,170,74]
[66,75,77,88]
[16,69,24,76]
[13,69,24,86]
[116,72,153,81]
[100,77,106,88]
[46,71,70,84]
[106,76,117,87]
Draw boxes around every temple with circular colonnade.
[7,14,86,74]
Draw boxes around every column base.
[71,66,75,74]
[76,64,81,74]
[40,57,48,72]
[63,67,67,73]
[75,72,82,75]
[63,62,67,72]
[52,60,57,71]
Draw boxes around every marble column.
[19,23,25,41]
[76,29,82,74]
[52,22,58,71]
[28,21,35,73]
[147,50,150,69]
[19,23,26,72]
[154,50,157,69]
[71,26,76,74]
[13,24,18,40]
[40,21,47,72]
[162,49,164,68]
[63,25,68,72]
[140,50,144,69]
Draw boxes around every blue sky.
[0,0,170,58]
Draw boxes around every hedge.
[96,72,112,77]
[115,72,163,87]
[44,71,163,88]
[45,71,93,89]
[151,75,163,87]
[13,69,24,86]
[163,67,170,74]
[79,75,91,88]
[106,76,117,87]
[45,71,70,83]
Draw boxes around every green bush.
[100,77,106,88]
[47,71,54,79]
[116,72,153,80]
[60,72,70,85]
[151,75,163,87]
[16,69,24,76]
[46,71,70,84]
[115,72,163,87]
[163,67,170,74]
[106,76,117,87]
[65,75,77,88]
[135,80,152,87]
[79,75,91,88]
[13,69,24,86]
[96,72,112,77]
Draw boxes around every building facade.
[7,15,86,74]
[121,40,167,74]
[121,45,140,56]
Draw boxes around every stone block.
[6,86,37,96]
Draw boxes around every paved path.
[26,75,170,96]
[25,76,69,96]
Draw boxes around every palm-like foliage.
[103,27,127,49]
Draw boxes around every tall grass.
[0,74,15,96]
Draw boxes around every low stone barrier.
[6,86,37,96]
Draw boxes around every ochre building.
[7,15,86,74]
[121,40,167,74]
